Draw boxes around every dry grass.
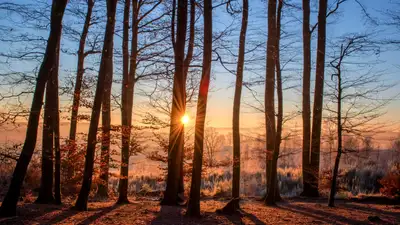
[0,198,398,224]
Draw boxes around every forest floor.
[0,197,399,224]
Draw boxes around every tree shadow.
[279,202,366,224]
[341,202,400,217]
[43,209,80,224]
[219,210,267,225]
[0,203,61,224]
[77,204,122,225]
[150,205,184,225]
[242,211,267,225]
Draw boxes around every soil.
[0,198,399,224]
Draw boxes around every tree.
[265,0,283,205]
[309,0,328,197]
[67,0,95,167]
[162,0,188,206]
[74,0,118,211]
[36,31,62,205]
[264,0,277,205]
[186,0,212,217]
[204,127,225,168]
[301,0,312,196]
[0,0,68,217]
[326,34,390,206]
[117,0,133,204]
[35,73,56,204]
[219,0,248,214]
[301,0,347,197]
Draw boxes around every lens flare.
[181,114,190,125]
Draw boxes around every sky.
[0,0,399,143]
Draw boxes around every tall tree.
[74,0,117,211]
[0,0,68,217]
[219,0,248,214]
[309,0,328,197]
[264,0,277,204]
[117,0,166,204]
[186,0,212,217]
[178,0,196,200]
[35,76,56,204]
[117,0,132,204]
[326,35,388,207]
[53,44,62,204]
[265,0,283,205]
[162,0,188,206]
[301,0,313,196]
[97,49,113,198]
[68,0,95,162]
[301,0,346,197]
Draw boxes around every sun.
[181,114,190,125]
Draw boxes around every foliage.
[379,163,400,198]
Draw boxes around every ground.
[0,198,399,224]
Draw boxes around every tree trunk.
[74,0,117,211]
[264,0,277,205]
[301,0,314,197]
[329,46,343,207]
[328,84,341,207]
[219,0,248,214]
[36,75,56,204]
[68,0,94,178]
[272,0,284,203]
[97,71,112,199]
[0,0,68,217]
[177,0,196,201]
[53,38,62,205]
[186,0,212,217]
[118,0,139,204]
[162,0,188,206]
[309,0,328,197]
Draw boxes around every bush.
[379,163,400,198]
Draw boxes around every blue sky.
[0,0,399,134]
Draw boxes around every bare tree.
[326,34,391,206]
[74,0,118,211]
[162,0,188,206]
[204,127,225,168]
[186,0,212,217]
[218,0,248,214]
[0,0,68,217]
[301,0,347,197]
[264,0,277,205]
[67,0,96,161]
[309,0,328,197]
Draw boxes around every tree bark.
[162,0,188,206]
[68,0,94,177]
[186,0,212,217]
[328,72,341,207]
[219,0,248,214]
[265,0,282,205]
[36,75,56,204]
[329,44,344,207]
[301,0,314,197]
[0,0,68,217]
[74,0,117,211]
[53,48,62,204]
[97,67,112,198]
[177,0,196,201]
[264,0,277,205]
[118,0,139,204]
[309,0,328,197]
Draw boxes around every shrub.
[379,163,400,198]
